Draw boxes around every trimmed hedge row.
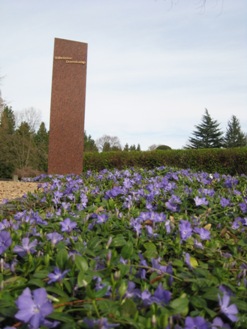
[83,148,247,175]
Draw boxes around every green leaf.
[56,248,68,269]
[170,294,189,316]
[121,241,134,258]
[77,271,93,288]
[111,234,126,247]
[74,255,88,272]
[143,242,157,259]
[203,287,218,301]
[94,285,109,298]
[48,312,75,324]
[33,269,49,279]
[46,286,69,298]
[190,296,207,309]
[28,278,45,288]
[121,298,138,317]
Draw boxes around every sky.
[0,0,247,150]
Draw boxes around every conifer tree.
[186,109,224,149]
[34,122,49,171]
[224,115,246,148]
[84,131,98,152]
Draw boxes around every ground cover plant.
[0,166,247,329]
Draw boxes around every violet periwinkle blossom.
[151,283,171,305]
[165,195,181,212]
[46,232,63,246]
[125,281,141,299]
[60,218,77,232]
[105,186,123,199]
[184,316,210,329]
[179,220,192,241]
[140,290,152,306]
[212,317,230,329]
[193,227,210,240]
[13,238,37,257]
[151,258,167,274]
[52,190,63,205]
[0,231,12,255]
[194,196,209,207]
[184,253,192,269]
[130,218,142,237]
[47,267,70,284]
[84,317,119,328]
[220,197,230,208]
[239,201,247,214]
[15,287,54,329]
[218,293,238,322]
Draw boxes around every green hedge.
[83,148,247,175]
[0,160,15,179]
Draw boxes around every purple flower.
[47,232,63,245]
[84,317,119,328]
[105,186,123,199]
[125,281,141,299]
[47,267,69,284]
[151,283,171,305]
[0,231,12,254]
[193,227,210,240]
[60,218,77,232]
[15,287,54,329]
[13,238,37,257]
[220,198,230,208]
[184,252,192,269]
[212,317,230,329]
[140,289,152,306]
[179,220,192,241]
[151,258,167,274]
[96,214,108,224]
[165,195,181,212]
[52,190,63,205]
[130,218,142,236]
[184,316,210,329]
[218,293,238,322]
[239,201,247,214]
[194,196,209,206]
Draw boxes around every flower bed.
[0,166,247,328]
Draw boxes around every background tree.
[185,109,224,149]
[224,115,246,148]
[96,135,122,152]
[34,122,49,171]
[148,144,158,151]
[0,89,5,114]
[13,121,37,169]
[84,131,98,152]
[123,143,129,151]
[156,145,172,150]
[15,107,41,133]
[0,106,15,134]
[0,106,16,177]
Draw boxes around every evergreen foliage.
[186,109,224,149]
[84,131,98,152]
[0,106,16,134]
[156,145,172,150]
[34,122,49,171]
[224,115,246,148]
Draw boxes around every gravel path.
[0,181,39,204]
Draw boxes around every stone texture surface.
[48,38,87,175]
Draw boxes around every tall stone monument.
[48,38,87,175]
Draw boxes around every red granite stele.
[48,38,87,175]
